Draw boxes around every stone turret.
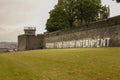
[18,27,44,51]
[24,27,36,35]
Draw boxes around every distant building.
[0,42,17,52]
[99,6,110,19]
[0,48,9,52]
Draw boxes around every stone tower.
[24,27,36,35]
[18,27,44,51]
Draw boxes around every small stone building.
[18,27,44,51]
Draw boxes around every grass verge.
[0,47,120,80]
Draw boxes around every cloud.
[101,0,120,17]
[0,27,4,30]
[0,0,58,26]
[0,0,58,42]
[1,0,119,42]
[0,0,37,25]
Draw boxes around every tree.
[116,0,120,3]
[46,5,70,32]
[46,0,108,32]
[76,0,102,24]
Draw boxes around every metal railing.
[24,27,36,30]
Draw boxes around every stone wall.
[44,15,120,48]
[18,35,27,51]
[18,15,120,51]
[18,34,44,51]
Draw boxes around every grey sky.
[0,0,119,42]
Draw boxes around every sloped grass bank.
[0,48,120,80]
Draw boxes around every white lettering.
[45,37,111,48]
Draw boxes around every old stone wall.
[44,15,120,48]
[18,35,27,51]
[18,34,44,51]
[18,15,120,51]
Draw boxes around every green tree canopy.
[46,5,70,32]
[46,0,108,32]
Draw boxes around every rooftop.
[24,27,36,30]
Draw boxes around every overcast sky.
[0,0,120,42]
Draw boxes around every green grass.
[0,48,120,80]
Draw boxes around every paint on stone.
[45,38,111,48]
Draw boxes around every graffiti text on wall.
[46,38,110,48]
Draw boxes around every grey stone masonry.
[18,15,120,51]
[44,15,120,49]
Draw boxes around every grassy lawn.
[0,48,120,80]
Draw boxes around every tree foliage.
[46,5,70,32]
[46,0,108,32]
